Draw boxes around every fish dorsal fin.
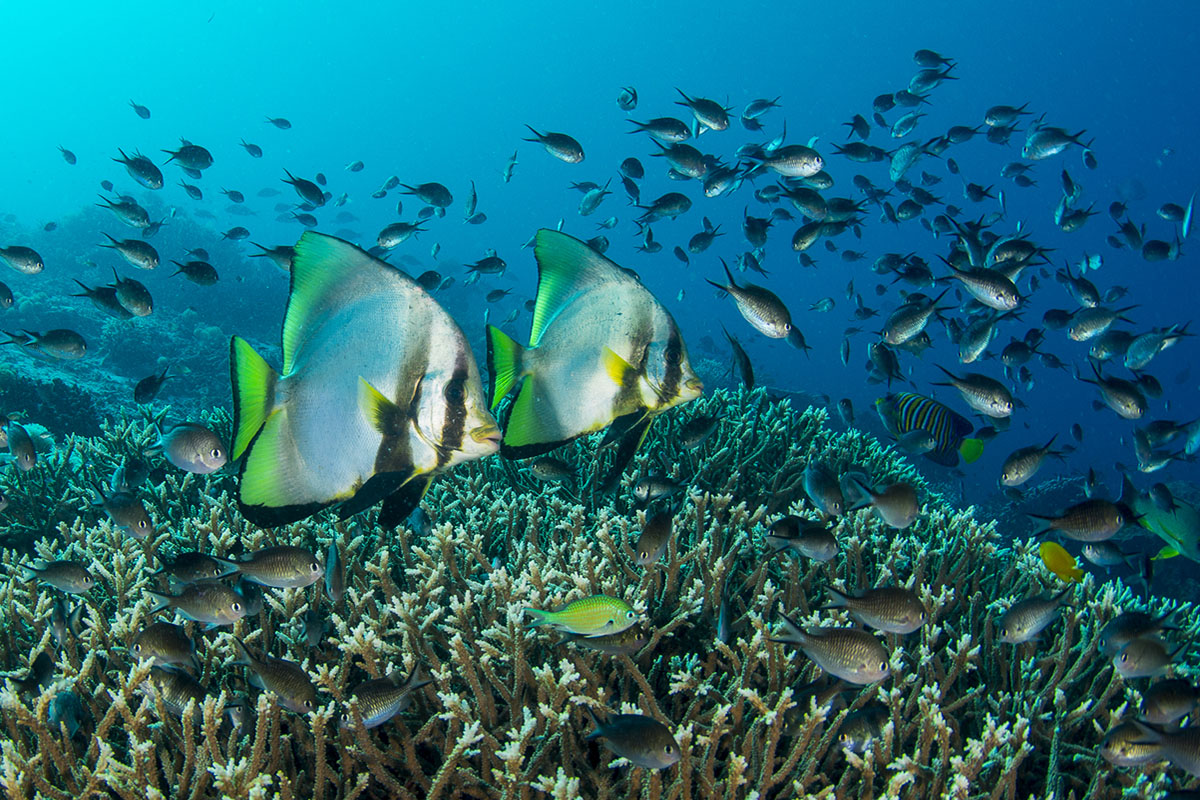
[530,230,638,346]
[283,232,412,374]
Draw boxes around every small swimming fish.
[821,586,927,634]
[155,422,227,474]
[584,707,680,769]
[324,540,345,605]
[216,545,323,589]
[1038,542,1083,582]
[146,582,247,627]
[131,621,197,670]
[524,595,637,637]
[771,615,890,684]
[998,590,1070,643]
[21,560,95,594]
[764,516,838,561]
[340,666,433,729]
[634,512,673,565]
[234,637,319,714]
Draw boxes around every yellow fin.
[602,347,637,387]
[1153,546,1181,560]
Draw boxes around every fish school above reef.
[1,39,1199,800]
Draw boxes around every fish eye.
[340,712,350,723]
[304,700,314,710]
[443,381,465,402]
[638,550,649,560]
[664,744,675,754]
[1120,653,1129,663]
[626,611,637,620]
[232,602,243,613]
[879,661,887,672]
[919,612,927,622]
[133,643,142,653]
[310,562,320,573]
[211,448,223,459]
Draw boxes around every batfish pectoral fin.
[600,411,655,488]
[336,470,416,521]
[378,476,434,529]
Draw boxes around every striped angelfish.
[875,392,984,467]
[486,230,703,471]
[229,232,500,529]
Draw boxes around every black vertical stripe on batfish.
[658,326,684,403]
[375,349,430,475]
[435,354,470,469]
[378,477,432,529]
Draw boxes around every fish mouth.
[683,377,704,397]
[471,425,503,448]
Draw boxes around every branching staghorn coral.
[0,388,1194,799]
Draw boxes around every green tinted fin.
[229,336,279,461]
[237,402,344,525]
[1154,546,1181,560]
[958,437,985,464]
[486,325,526,410]
[283,232,379,373]
[606,412,654,482]
[529,230,634,345]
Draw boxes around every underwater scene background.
[1,1,1199,797]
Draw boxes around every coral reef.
[0,388,1194,798]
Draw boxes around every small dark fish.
[234,637,318,713]
[585,708,680,769]
[340,667,433,729]
[765,516,838,561]
[324,540,345,606]
[529,456,576,483]
[822,586,927,634]
[153,552,238,585]
[240,140,263,157]
[265,117,292,129]
[633,475,684,507]
[998,590,1070,643]
[58,146,77,164]
[634,512,673,565]
[129,100,151,119]
[21,560,95,593]
[132,621,197,670]
[771,615,890,684]
[679,414,721,450]
[617,86,638,111]
[134,367,172,404]
[217,545,323,589]
[1099,611,1179,657]
[523,125,584,163]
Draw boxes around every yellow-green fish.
[524,594,638,637]
[231,232,500,528]
[487,230,702,473]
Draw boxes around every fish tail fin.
[523,608,551,629]
[486,325,526,410]
[144,591,172,616]
[229,336,279,461]
[583,705,606,740]
[958,437,985,464]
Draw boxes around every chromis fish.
[131,622,197,670]
[771,615,890,684]
[560,626,649,656]
[234,637,319,714]
[20,560,95,594]
[707,259,794,339]
[216,545,323,589]
[821,586,927,634]
[1038,542,1083,582]
[340,666,433,729]
[524,595,638,637]
[634,512,673,565]
[998,590,1070,643]
[155,422,227,474]
[146,582,247,627]
[764,516,838,561]
[584,707,680,769]
[231,232,500,528]
[487,231,701,475]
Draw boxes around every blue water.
[2,1,1199,532]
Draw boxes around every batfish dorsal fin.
[284,232,386,373]
[529,229,637,346]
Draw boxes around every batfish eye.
[444,381,464,402]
